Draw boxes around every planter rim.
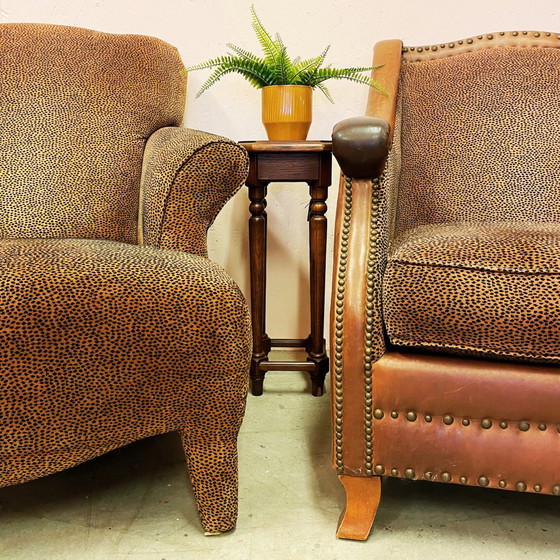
[261,84,313,90]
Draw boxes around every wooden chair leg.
[337,475,382,541]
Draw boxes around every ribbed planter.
[261,85,312,141]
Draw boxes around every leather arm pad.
[331,116,390,179]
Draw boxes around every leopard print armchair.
[330,31,560,540]
[0,24,251,535]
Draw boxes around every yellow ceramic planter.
[261,85,312,141]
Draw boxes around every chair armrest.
[332,117,390,179]
[140,127,249,257]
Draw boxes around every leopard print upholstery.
[0,24,251,534]
[384,222,560,362]
[140,127,249,257]
[0,23,185,244]
[393,45,560,235]
[381,39,560,363]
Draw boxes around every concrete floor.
[1,370,558,560]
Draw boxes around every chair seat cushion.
[0,238,250,486]
[383,222,560,363]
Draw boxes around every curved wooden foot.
[337,475,382,541]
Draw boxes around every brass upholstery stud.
[374,465,385,475]
[406,411,418,422]
[462,418,470,426]
[481,418,492,429]
[459,476,467,485]
[333,178,353,474]
[538,423,547,431]
[516,482,527,492]
[425,415,433,423]
[467,38,473,44]
[391,468,399,477]
[518,421,530,432]
[552,485,560,496]
[534,485,542,492]
[535,32,541,37]
[425,471,433,480]
[478,476,490,487]
[499,480,507,488]
[441,472,452,483]
[391,411,399,419]
[500,421,508,429]
[557,425,560,433]
[374,409,384,420]
[405,468,415,479]
[443,414,454,425]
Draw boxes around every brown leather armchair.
[0,24,251,535]
[330,31,560,540]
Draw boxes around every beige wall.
[4,1,559,341]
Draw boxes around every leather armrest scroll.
[331,117,390,179]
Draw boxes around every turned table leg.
[248,182,271,396]
[306,181,329,396]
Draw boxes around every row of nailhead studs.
[402,31,560,54]
[372,409,560,433]
[333,176,353,474]
[363,178,382,477]
[372,464,560,496]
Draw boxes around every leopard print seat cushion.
[0,237,251,531]
[383,222,560,363]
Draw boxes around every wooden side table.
[239,141,332,397]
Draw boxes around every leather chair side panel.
[371,352,560,494]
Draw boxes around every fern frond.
[226,43,263,62]
[274,44,293,84]
[299,66,388,95]
[290,50,329,84]
[250,4,282,65]
[315,83,334,103]
[193,57,276,97]
[185,55,236,72]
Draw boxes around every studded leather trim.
[403,31,560,62]
[333,176,353,474]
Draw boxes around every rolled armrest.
[140,127,249,258]
[331,117,390,179]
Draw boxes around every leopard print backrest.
[391,32,560,237]
[0,24,186,244]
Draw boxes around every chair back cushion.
[393,40,560,236]
[0,24,186,243]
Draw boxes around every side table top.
[239,141,332,153]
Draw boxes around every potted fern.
[185,6,386,141]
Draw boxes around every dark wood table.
[239,141,332,397]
